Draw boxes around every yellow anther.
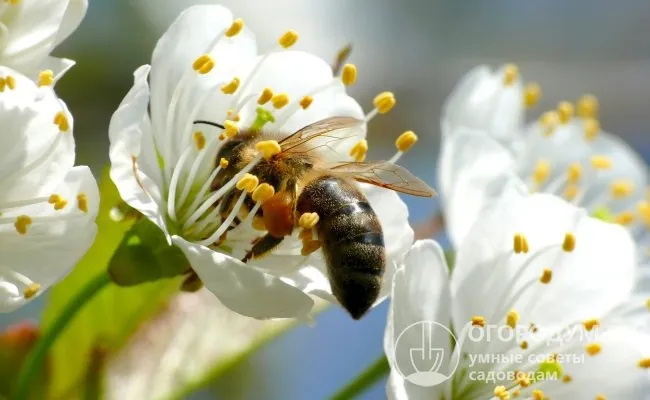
[4,0,20,4]
[219,133,226,141]
[53,111,70,132]
[590,155,612,170]
[584,118,600,141]
[48,194,67,210]
[639,358,650,368]
[225,18,244,37]
[193,131,206,150]
[585,343,602,356]
[532,389,544,400]
[523,82,541,108]
[557,101,574,123]
[77,193,89,213]
[471,316,486,327]
[513,233,528,254]
[301,240,321,256]
[563,233,576,252]
[299,212,320,229]
[395,131,418,153]
[219,158,229,169]
[646,298,650,311]
[14,215,32,235]
[255,140,282,159]
[252,217,267,231]
[533,159,551,184]
[615,211,635,226]
[520,341,529,350]
[278,30,299,48]
[516,371,530,388]
[192,54,215,74]
[577,94,599,119]
[257,87,273,105]
[583,319,600,331]
[224,120,239,138]
[23,283,41,299]
[494,386,510,400]
[610,180,634,199]
[252,183,275,203]
[221,77,240,94]
[506,309,519,329]
[236,173,259,192]
[48,194,62,205]
[567,163,582,184]
[341,64,357,86]
[4,75,16,90]
[540,268,553,284]
[349,139,368,162]
[502,64,519,86]
[0,78,5,92]
[564,184,579,201]
[38,70,54,87]
[539,111,559,136]
[373,91,396,114]
[271,93,289,109]
[512,390,521,398]
[562,374,573,383]
[595,395,607,400]
[637,201,650,226]
[299,95,313,109]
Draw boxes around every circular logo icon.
[393,320,459,387]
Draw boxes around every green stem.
[14,270,112,400]
[330,355,389,400]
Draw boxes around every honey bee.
[197,116,435,320]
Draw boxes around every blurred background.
[2,0,650,398]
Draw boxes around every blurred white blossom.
[385,184,650,400]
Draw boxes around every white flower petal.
[543,327,650,399]
[442,65,524,147]
[172,236,315,320]
[451,190,636,331]
[438,127,524,247]
[148,4,257,162]
[54,0,88,46]
[386,370,443,400]
[0,67,74,201]
[384,240,453,398]
[0,166,98,311]
[109,64,168,236]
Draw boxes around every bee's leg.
[241,234,285,263]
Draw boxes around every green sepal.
[108,218,190,285]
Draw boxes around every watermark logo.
[392,321,459,387]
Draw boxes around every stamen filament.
[196,191,248,246]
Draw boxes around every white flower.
[439,66,650,268]
[385,186,650,400]
[0,66,99,312]
[0,0,88,81]
[108,5,415,320]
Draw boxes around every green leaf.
[41,168,182,399]
[108,218,189,286]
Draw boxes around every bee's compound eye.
[261,192,294,238]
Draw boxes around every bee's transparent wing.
[278,116,364,154]
[328,161,436,197]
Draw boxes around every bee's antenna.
[193,120,225,129]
